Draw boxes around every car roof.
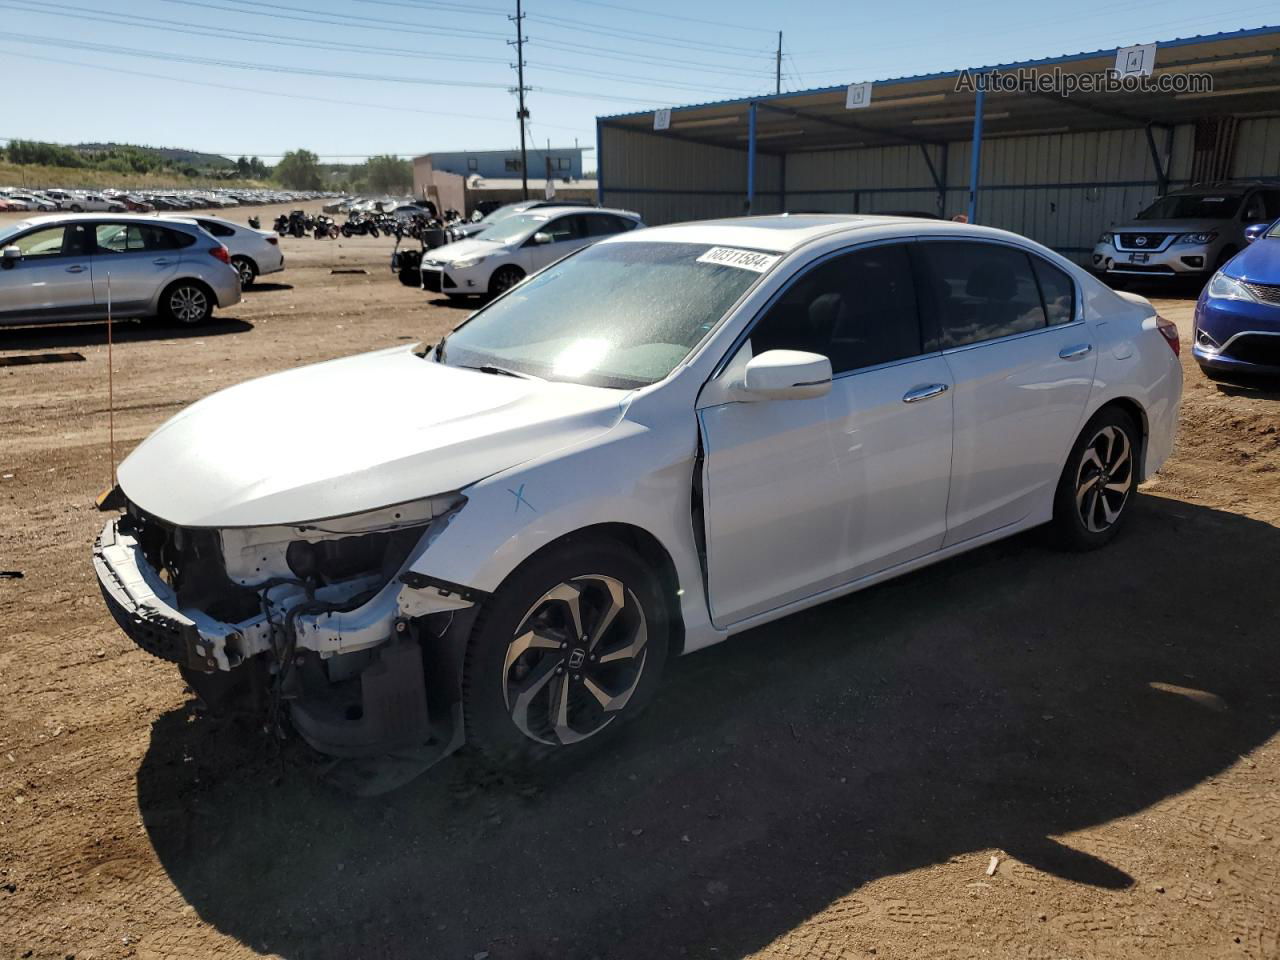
[602,214,1058,256]
[510,205,638,218]
[6,213,205,231]
[605,214,922,252]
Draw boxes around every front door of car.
[0,223,95,321]
[911,240,1097,545]
[522,214,588,272]
[91,222,182,310]
[696,242,955,628]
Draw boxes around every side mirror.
[1,246,21,269]
[1244,222,1272,244]
[532,231,553,245]
[741,349,832,401]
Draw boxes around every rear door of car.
[912,239,1096,545]
[0,222,96,323]
[91,222,187,311]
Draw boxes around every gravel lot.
[1,202,1278,960]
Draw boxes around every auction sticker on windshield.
[696,247,780,272]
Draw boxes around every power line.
[528,35,772,78]
[525,12,773,57]
[555,0,778,34]
[0,45,582,134]
[0,1,511,65]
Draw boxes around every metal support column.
[779,152,787,214]
[967,87,985,224]
[595,118,604,206]
[746,102,757,214]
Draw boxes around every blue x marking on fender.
[509,483,535,514]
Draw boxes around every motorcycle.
[313,215,340,240]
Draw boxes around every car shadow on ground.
[136,496,1280,959]
[1212,377,1280,401]
[428,296,482,311]
[245,282,293,293]
[0,318,253,351]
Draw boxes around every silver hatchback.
[0,214,242,326]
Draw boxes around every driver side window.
[11,226,69,259]
[748,244,923,375]
[542,215,580,243]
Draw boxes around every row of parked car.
[0,187,332,214]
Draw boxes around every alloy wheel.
[169,286,208,324]
[502,575,648,746]
[492,269,521,295]
[235,260,254,287]
[1074,425,1133,533]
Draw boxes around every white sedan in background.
[164,214,285,288]
[420,206,643,298]
[94,215,1181,773]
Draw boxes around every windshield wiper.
[463,363,538,380]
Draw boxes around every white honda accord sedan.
[93,215,1182,769]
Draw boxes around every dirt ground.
[1,201,1278,960]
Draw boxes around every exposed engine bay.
[93,493,485,774]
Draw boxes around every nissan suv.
[1092,182,1280,285]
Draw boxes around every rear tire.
[1050,407,1140,551]
[463,539,669,768]
[160,280,214,326]
[231,256,256,289]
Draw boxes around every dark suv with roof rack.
[1091,181,1280,285]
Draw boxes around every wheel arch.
[1089,396,1149,481]
[231,253,258,274]
[487,521,687,657]
[159,275,219,311]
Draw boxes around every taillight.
[1156,314,1180,356]
[210,244,230,264]
[265,236,278,246]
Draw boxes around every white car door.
[697,242,955,627]
[521,214,589,272]
[912,240,1097,545]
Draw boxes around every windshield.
[481,202,528,224]
[1137,194,1243,220]
[476,213,550,244]
[0,223,27,245]
[439,241,768,388]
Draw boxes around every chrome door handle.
[65,264,85,273]
[152,258,172,266]
[903,383,949,403]
[1059,343,1093,360]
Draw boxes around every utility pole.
[509,0,530,200]
[775,31,782,95]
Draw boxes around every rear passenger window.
[584,214,633,236]
[915,241,1047,348]
[749,244,922,374]
[1030,257,1075,326]
[198,220,236,238]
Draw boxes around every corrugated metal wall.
[601,118,1280,263]
[600,124,781,224]
[1233,116,1280,176]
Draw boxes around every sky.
[0,0,1275,165]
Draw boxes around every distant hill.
[74,143,237,169]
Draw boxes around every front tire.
[1050,407,1139,551]
[463,539,669,767]
[488,265,525,297]
[160,281,213,326]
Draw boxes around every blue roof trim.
[597,23,1280,121]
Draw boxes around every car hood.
[1224,236,1280,284]
[1108,218,1224,234]
[118,345,628,528]
[428,237,507,263]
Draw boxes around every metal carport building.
[595,25,1280,264]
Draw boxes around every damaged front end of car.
[93,492,484,766]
